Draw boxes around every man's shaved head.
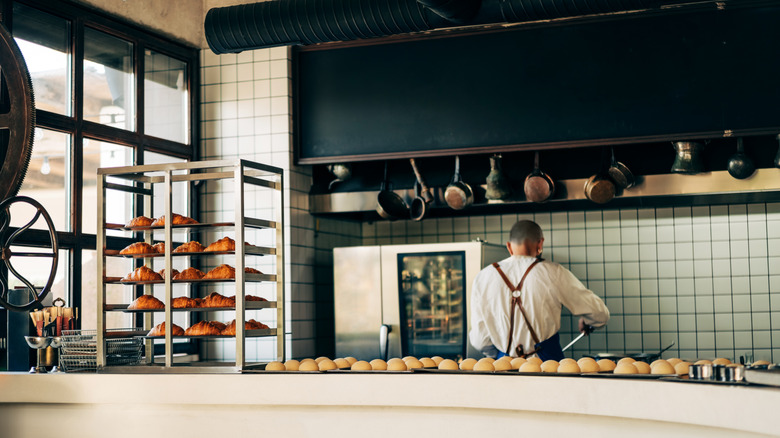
[509,220,543,245]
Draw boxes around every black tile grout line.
[707,210,724,359]
[766,203,774,363]
[746,203,756,361]
[637,208,645,354]
[726,205,737,362]
[655,209,663,356]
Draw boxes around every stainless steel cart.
[96,159,284,372]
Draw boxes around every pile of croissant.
[128,292,267,310]
[125,213,198,228]
[119,236,253,255]
[147,319,269,337]
[121,264,263,282]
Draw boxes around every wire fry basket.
[60,328,143,372]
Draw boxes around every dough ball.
[597,359,616,372]
[404,358,424,369]
[493,359,511,371]
[633,361,651,374]
[578,359,600,373]
[351,360,372,371]
[369,359,388,370]
[431,356,444,365]
[713,358,731,365]
[650,359,669,369]
[474,358,495,371]
[519,361,542,373]
[318,359,337,371]
[333,358,350,369]
[540,360,560,373]
[526,357,543,366]
[420,357,437,368]
[460,358,478,371]
[559,358,577,366]
[284,359,300,371]
[558,362,581,373]
[402,356,416,361]
[752,360,771,366]
[666,358,683,366]
[387,358,408,371]
[694,359,712,365]
[617,357,636,366]
[299,361,320,371]
[651,361,676,375]
[315,356,330,363]
[510,357,527,370]
[674,362,691,375]
[344,356,358,365]
[265,361,285,371]
[614,362,638,374]
[438,359,459,370]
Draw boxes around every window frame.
[2,0,200,354]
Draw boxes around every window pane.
[144,51,188,143]
[81,249,131,330]
[13,129,70,232]
[84,27,134,131]
[82,139,133,235]
[7,247,68,305]
[144,151,189,218]
[13,3,71,116]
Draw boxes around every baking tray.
[325,369,413,374]
[104,273,277,284]
[579,372,679,379]
[105,301,276,312]
[144,328,277,339]
[659,376,751,386]
[106,219,277,232]
[105,246,275,258]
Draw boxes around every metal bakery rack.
[96,159,284,373]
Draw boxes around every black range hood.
[204,0,674,54]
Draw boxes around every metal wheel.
[0,22,36,202]
[0,196,58,311]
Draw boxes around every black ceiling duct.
[205,0,669,54]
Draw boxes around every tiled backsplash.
[363,204,780,362]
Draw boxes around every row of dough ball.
[265,355,765,373]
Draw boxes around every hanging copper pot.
[485,154,511,200]
[671,141,705,174]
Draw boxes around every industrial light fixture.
[40,156,50,175]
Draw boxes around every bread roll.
[510,357,527,370]
[459,358,477,371]
[474,358,495,371]
[438,359,458,370]
[541,360,559,373]
[519,362,542,372]
[265,361,285,371]
[369,359,387,370]
[284,360,300,371]
[334,358,350,369]
[351,360,372,371]
[597,359,616,372]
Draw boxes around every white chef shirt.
[469,255,609,357]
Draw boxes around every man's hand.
[579,318,594,335]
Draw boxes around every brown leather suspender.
[492,259,543,357]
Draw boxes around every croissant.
[246,295,268,302]
[203,264,263,280]
[204,237,235,252]
[121,265,162,282]
[173,267,205,280]
[148,322,184,337]
[150,213,198,227]
[174,241,205,253]
[128,295,164,310]
[201,292,235,308]
[220,319,269,336]
[211,321,227,332]
[152,242,165,253]
[172,296,201,309]
[119,242,156,255]
[159,268,180,280]
[184,320,224,336]
[125,216,153,228]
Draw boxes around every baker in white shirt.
[469,220,609,360]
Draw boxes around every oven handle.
[380,324,392,361]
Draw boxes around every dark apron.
[492,259,564,361]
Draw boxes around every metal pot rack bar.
[96,159,284,373]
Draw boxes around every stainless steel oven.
[334,241,506,361]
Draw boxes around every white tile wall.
[364,204,780,362]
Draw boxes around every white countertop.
[0,372,777,437]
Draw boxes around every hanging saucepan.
[376,162,409,220]
[727,137,756,180]
[607,147,635,190]
[584,148,615,204]
[670,141,705,174]
[523,151,555,203]
[444,156,473,210]
[409,158,433,221]
[327,163,352,190]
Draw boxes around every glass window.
[84,27,134,131]
[82,139,133,235]
[13,3,71,116]
[7,247,69,305]
[80,249,129,330]
[14,129,70,232]
[144,151,189,218]
[144,51,188,143]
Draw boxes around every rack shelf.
[96,159,285,372]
